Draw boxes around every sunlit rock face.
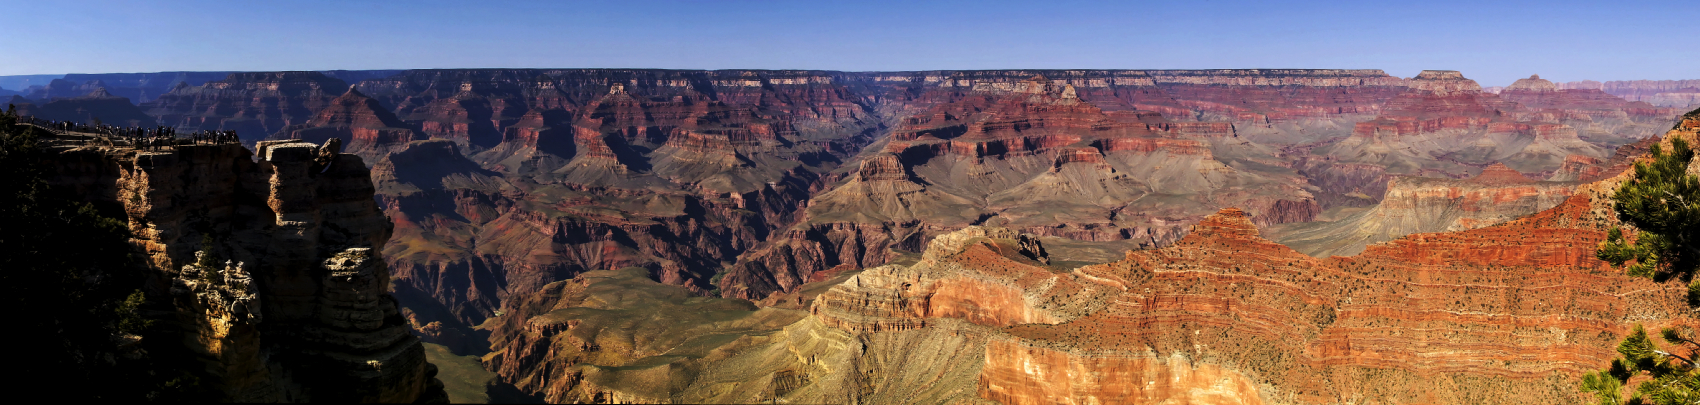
[485,187,1696,403]
[42,139,446,402]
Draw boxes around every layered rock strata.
[1310,71,1677,183]
[1268,162,1579,257]
[143,71,350,142]
[81,68,1694,347]
[481,110,1700,404]
[1560,79,1700,107]
[43,139,445,402]
[31,87,158,127]
[274,87,423,160]
[718,74,1319,299]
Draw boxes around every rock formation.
[51,71,239,103]
[143,71,350,142]
[1309,70,1676,187]
[42,139,446,402]
[1559,79,1700,107]
[1268,162,1579,256]
[31,87,158,127]
[274,87,423,160]
[487,197,1696,403]
[719,73,1321,299]
[473,108,1700,404]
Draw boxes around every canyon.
[481,110,1699,403]
[12,67,1698,403]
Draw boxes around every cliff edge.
[43,137,447,402]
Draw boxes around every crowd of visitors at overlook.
[13,111,239,150]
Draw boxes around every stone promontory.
[44,139,447,402]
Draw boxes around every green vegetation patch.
[422,342,499,404]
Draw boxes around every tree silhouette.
[0,109,204,400]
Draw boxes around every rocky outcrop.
[1407,70,1483,94]
[43,140,445,402]
[1506,74,1559,92]
[978,338,1266,405]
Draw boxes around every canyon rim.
[6,1,1700,403]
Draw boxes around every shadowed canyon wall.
[41,138,446,402]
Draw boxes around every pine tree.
[1579,324,1699,405]
[1597,135,1700,289]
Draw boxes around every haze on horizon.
[0,0,1693,86]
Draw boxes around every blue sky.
[0,0,1693,86]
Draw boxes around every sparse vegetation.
[1579,324,1698,405]
[1596,134,1700,301]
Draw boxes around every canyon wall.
[1269,163,1579,257]
[143,72,351,142]
[477,108,1700,404]
[43,138,446,402]
[486,198,1695,403]
[30,68,1692,374]
[1559,79,1700,107]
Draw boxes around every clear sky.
[0,0,1693,86]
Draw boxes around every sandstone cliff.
[44,139,446,402]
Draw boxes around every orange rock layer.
[807,191,1693,403]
